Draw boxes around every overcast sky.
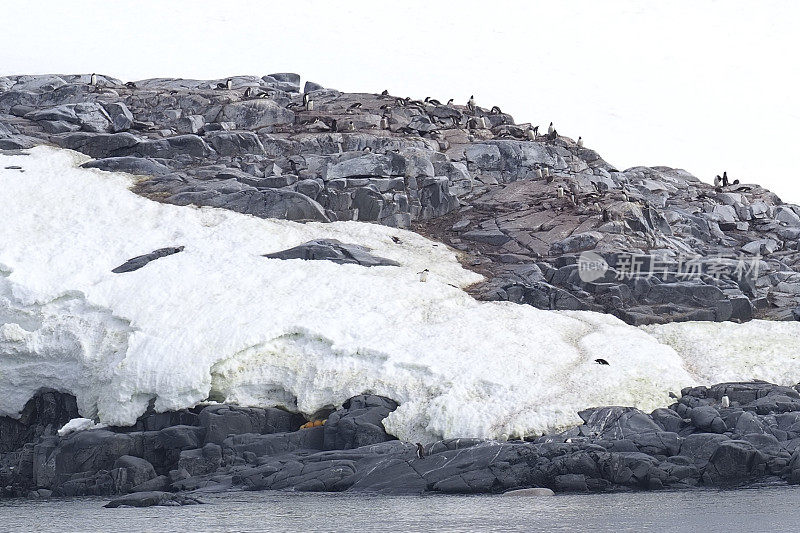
[2,0,798,201]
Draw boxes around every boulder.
[264,239,400,267]
[217,100,294,129]
[104,491,203,508]
[323,395,399,450]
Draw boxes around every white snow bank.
[57,417,105,437]
[1,146,799,443]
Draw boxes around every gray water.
[2,486,800,533]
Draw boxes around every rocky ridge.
[5,383,800,501]
[2,73,799,324]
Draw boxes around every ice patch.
[57,417,105,437]
[1,147,800,443]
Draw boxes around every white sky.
[2,0,798,201]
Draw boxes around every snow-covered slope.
[1,147,799,443]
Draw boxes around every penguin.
[622,192,629,202]
[302,92,309,105]
[550,129,558,140]
[415,443,425,459]
[577,136,584,148]
[557,185,565,198]
[595,358,610,366]
[593,201,601,212]
[244,86,253,98]
[536,168,543,179]
[125,81,137,89]
[547,122,554,135]
[526,128,536,141]
[347,120,355,132]
[732,179,740,185]
[287,102,302,110]
[427,98,442,106]
[569,193,576,205]
[467,95,476,112]
[395,98,406,107]
[418,269,429,282]
[364,146,372,153]
[90,73,97,86]
[714,175,721,187]
[543,167,550,179]
[381,89,389,95]
[721,395,730,408]
[491,106,502,115]
[226,78,233,90]
[722,171,729,187]
[391,236,402,244]
[602,208,610,222]
[380,117,389,129]
[446,98,454,106]
[348,102,362,111]
[668,391,679,400]
[306,98,314,111]
[533,125,539,136]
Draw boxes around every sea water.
[2,486,800,533]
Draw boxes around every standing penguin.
[547,122,554,135]
[347,120,355,132]
[415,443,425,459]
[722,171,729,187]
[714,175,721,187]
[446,98,454,106]
[467,95,476,112]
[226,78,233,90]
[536,168,543,179]
[244,86,253,98]
[577,136,584,148]
[90,73,97,86]
[557,185,565,198]
[543,167,550,179]
[306,98,314,111]
[418,269,429,282]
[526,128,536,141]
[380,117,389,129]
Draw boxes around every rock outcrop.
[5,383,800,499]
[2,73,798,325]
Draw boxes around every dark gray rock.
[205,130,265,156]
[104,491,203,508]
[323,395,399,450]
[82,156,171,176]
[111,246,184,273]
[198,405,303,445]
[264,239,399,267]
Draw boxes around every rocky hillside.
[2,73,799,325]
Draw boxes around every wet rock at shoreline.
[5,383,800,500]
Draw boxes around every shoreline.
[3,381,800,506]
